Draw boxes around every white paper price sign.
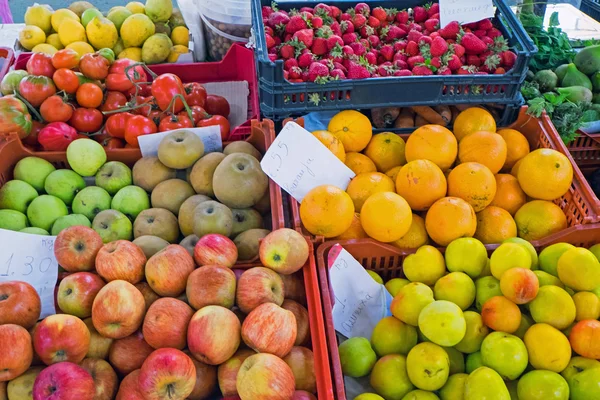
[138,126,223,157]
[0,229,59,318]
[439,0,494,28]
[260,122,356,202]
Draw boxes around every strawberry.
[284,33,293,42]
[437,66,451,75]
[407,30,423,43]
[293,29,314,47]
[378,62,396,76]
[478,19,493,31]
[286,15,309,34]
[419,36,432,46]
[481,36,494,47]
[453,43,466,58]
[457,65,478,75]
[501,50,517,69]
[279,44,294,59]
[474,29,487,39]
[307,62,329,82]
[330,68,346,79]
[425,18,439,32]
[408,23,423,32]
[288,66,302,79]
[408,55,425,69]
[396,10,409,24]
[430,36,448,57]
[368,16,381,28]
[464,22,479,30]
[487,28,503,39]
[446,54,462,71]
[360,38,370,49]
[340,20,354,34]
[269,46,278,55]
[360,25,375,38]
[300,11,314,20]
[350,41,366,56]
[312,16,323,29]
[314,3,332,17]
[386,26,407,42]
[327,35,344,50]
[495,67,506,74]
[365,51,377,65]
[330,21,342,36]
[380,44,394,61]
[333,61,347,72]
[300,7,314,13]
[298,52,315,68]
[268,54,277,62]
[340,12,352,22]
[368,35,380,48]
[347,61,371,79]
[393,51,408,62]
[394,40,407,52]
[491,37,509,53]
[406,41,420,56]
[430,31,440,39]
[342,32,358,45]
[460,33,488,55]
[266,34,276,49]
[355,3,370,16]
[393,59,408,70]
[283,69,288,80]
[331,6,342,18]
[430,13,440,20]
[264,26,274,37]
[284,58,298,70]
[439,21,460,40]
[480,54,501,73]
[352,14,367,29]
[466,55,481,67]
[372,7,388,22]
[394,69,412,76]
[413,64,434,75]
[413,6,428,23]
[427,3,440,17]
[267,11,290,27]
[342,45,355,56]
[312,37,328,56]
[431,57,442,69]
[262,5,274,18]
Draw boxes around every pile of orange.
[299,108,573,246]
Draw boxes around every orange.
[364,132,406,172]
[346,172,396,212]
[405,124,457,171]
[328,110,373,152]
[360,192,412,242]
[311,130,346,162]
[344,152,377,175]
[300,185,355,238]
[447,162,497,212]
[425,197,477,246]
[517,149,573,201]
[335,213,368,240]
[458,131,507,174]
[453,107,496,141]
[392,214,429,249]
[514,200,568,241]
[489,174,526,216]
[395,159,447,211]
[497,128,530,170]
[475,206,517,244]
[385,166,402,182]
[511,158,523,178]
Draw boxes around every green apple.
[517,370,569,400]
[338,337,377,378]
[66,139,107,177]
[27,195,68,231]
[20,227,49,235]
[465,351,483,374]
[561,356,600,386]
[503,237,539,270]
[51,214,91,236]
[111,186,150,221]
[0,210,29,231]
[95,161,133,195]
[13,156,56,192]
[81,7,103,27]
[0,180,38,213]
[480,331,528,380]
[385,278,410,297]
[92,209,132,243]
[475,276,502,312]
[44,169,86,206]
[72,187,112,221]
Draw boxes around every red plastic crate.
[0,47,14,83]
[13,44,258,142]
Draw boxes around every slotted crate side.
[581,0,600,21]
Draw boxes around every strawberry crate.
[252,0,537,120]
[581,0,600,22]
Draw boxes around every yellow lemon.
[171,26,189,46]
[46,33,64,50]
[58,19,87,46]
[118,47,143,62]
[66,41,95,57]
[18,25,46,50]
[24,4,53,34]
[120,14,155,48]
[86,17,118,50]
[51,9,80,33]
[126,2,146,14]
[32,43,58,55]
[167,45,188,62]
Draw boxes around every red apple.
[0,281,41,329]
[83,318,112,360]
[54,226,104,272]
[142,298,194,350]
[186,352,218,400]
[0,324,33,381]
[33,314,90,365]
[138,348,197,400]
[236,353,295,400]
[293,390,317,400]
[236,267,284,314]
[283,347,316,393]
[95,241,147,284]
[259,229,309,275]
[57,272,105,318]
[108,331,154,375]
[242,303,297,358]
[217,348,255,397]
[145,245,195,297]
[186,265,236,310]
[282,300,310,346]
[115,370,144,400]
[280,272,306,305]
[187,306,241,365]
[135,282,160,312]
[32,362,95,400]
[92,280,145,339]
[193,234,238,268]
[80,358,118,400]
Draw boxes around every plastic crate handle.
[494,0,537,55]
[251,0,271,63]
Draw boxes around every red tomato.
[40,95,74,123]
[102,137,125,149]
[38,122,78,151]
[76,83,104,109]
[197,115,230,141]
[79,53,110,81]
[51,49,80,70]
[124,115,157,147]
[19,76,56,107]
[205,95,230,118]
[26,53,56,78]
[184,82,207,108]
[158,114,194,132]
[106,59,148,92]
[125,82,152,98]
[179,105,207,125]
[69,108,103,133]
[151,73,185,112]
[53,68,80,94]
[99,91,128,114]
[147,109,162,126]
[132,96,155,117]
[105,112,133,138]
[22,120,45,147]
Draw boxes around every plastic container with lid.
[198,0,251,60]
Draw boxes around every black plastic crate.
[252,0,537,120]
[581,0,600,21]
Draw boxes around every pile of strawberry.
[261,2,518,82]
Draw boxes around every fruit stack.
[331,235,600,399]
[299,107,574,246]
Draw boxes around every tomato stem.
[161,93,194,122]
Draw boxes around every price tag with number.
[0,229,58,318]
[260,122,356,202]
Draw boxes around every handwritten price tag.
[0,229,59,318]
[260,122,355,202]
[138,126,223,157]
[328,245,392,338]
[439,0,494,28]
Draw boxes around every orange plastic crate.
[315,223,600,400]
[564,129,600,221]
